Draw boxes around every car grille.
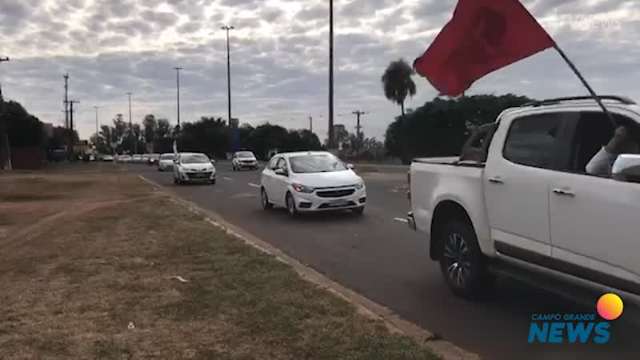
[316,189,355,198]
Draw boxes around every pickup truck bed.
[409,157,491,254]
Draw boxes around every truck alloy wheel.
[439,220,488,298]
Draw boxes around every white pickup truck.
[407,96,640,302]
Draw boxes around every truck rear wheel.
[438,219,490,298]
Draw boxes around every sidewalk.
[0,167,438,359]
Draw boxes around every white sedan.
[260,151,366,216]
[158,153,175,171]
[173,153,216,185]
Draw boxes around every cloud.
[0,0,638,143]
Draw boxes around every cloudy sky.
[0,0,638,141]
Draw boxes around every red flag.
[414,0,554,96]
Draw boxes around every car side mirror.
[612,154,640,183]
[346,163,355,170]
[274,168,288,177]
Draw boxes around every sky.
[0,0,638,141]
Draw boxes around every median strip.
[0,169,449,360]
[248,182,261,188]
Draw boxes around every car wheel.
[438,219,490,298]
[285,192,298,217]
[173,177,179,185]
[210,179,216,185]
[352,206,365,216]
[261,188,273,210]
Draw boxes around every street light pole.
[0,57,11,170]
[328,0,335,150]
[174,67,183,127]
[221,25,234,126]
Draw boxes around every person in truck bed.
[586,124,640,177]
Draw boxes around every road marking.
[223,177,233,181]
[248,183,261,189]
[393,217,408,224]
[231,193,257,199]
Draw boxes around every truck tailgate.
[410,159,486,237]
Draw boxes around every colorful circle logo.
[597,293,624,321]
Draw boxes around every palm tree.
[381,59,416,117]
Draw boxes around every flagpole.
[552,43,616,127]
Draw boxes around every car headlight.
[292,183,315,193]
[354,181,365,190]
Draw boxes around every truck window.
[503,114,565,169]
[567,112,639,174]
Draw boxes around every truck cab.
[408,96,640,303]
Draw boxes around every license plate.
[329,199,350,206]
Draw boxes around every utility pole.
[309,116,313,133]
[352,110,368,152]
[94,106,100,138]
[328,0,335,149]
[0,57,11,170]
[126,92,137,154]
[174,67,183,127]
[68,100,79,160]
[63,74,69,128]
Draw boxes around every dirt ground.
[0,165,438,360]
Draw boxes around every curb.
[138,175,480,360]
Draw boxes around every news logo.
[528,293,624,344]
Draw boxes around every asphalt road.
[132,162,639,360]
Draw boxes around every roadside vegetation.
[0,166,438,360]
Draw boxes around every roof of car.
[179,152,208,156]
[274,151,332,159]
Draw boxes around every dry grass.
[0,165,438,360]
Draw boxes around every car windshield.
[160,154,174,160]
[181,154,210,164]
[289,155,347,173]
[237,152,255,158]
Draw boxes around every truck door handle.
[488,177,504,184]
[552,188,575,197]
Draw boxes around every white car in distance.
[232,151,259,171]
[158,153,175,171]
[260,151,366,216]
[173,153,216,185]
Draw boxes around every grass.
[0,166,438,360]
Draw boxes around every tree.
[180,117,230,158]
[384,94,534,162]
[143,114,158,146]
[154,118,173,153]
[381,59,417,116]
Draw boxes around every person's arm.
[586,147,617,176]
